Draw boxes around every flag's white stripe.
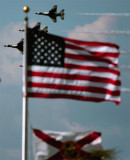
[65,57,119,69]
[66,48,118,59]
[28,77,120,91]
[28,66,120,81]
[65,49,119,65]
[66,48,91,55]
[66,48,119,56]
[65,40,119,53]
[28,87,120,101]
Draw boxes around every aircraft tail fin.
[60,9,65,20]
[43,26,48,33]
[60,14,64,20]
[60,9,65,15]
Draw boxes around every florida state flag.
[33,129,103,160]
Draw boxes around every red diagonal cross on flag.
[33,129,103,160]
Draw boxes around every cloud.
[62,118,124,137]
[120,65,130,70]
[121,87,130,93]
[62,118,90,132]
[68,16,117,42]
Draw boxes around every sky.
[0,0,130,160]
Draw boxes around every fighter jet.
[4,23,49,55]
[4,39,23,54]
[19,22,48,33]
[35,5,65,23]
[19,22,41,32]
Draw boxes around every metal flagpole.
[22,6,30,160]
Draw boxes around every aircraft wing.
[49,15,57,22]
[17,39,24,53]
[49,5,57,13]
[18,39,23,45]
[60,14,64,20]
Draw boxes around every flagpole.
[22,6,30,160]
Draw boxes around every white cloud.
[68,16,117,42]
[62,118,88,132]
[62,118,124,139]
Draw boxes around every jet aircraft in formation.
[4,39,24,54]
[35,5,65,23]
[4,23,48,53]
[19,22,48,33]
[4,5,64,53]
[19,22,41,32]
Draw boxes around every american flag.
[26,28,121,105]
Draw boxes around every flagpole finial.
[23,6,30,13]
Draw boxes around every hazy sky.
[0,0,130,160]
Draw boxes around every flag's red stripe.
[65,42,119,58]
[65,44,119,59]
[65,43,85,51]
[64,37,119,49]
[28,93,120,105]
[28,71,121,86]
[65,44,119,58]
[77,132,101,148]
[65,53,117,67]
[46,152,62,160]
[28,82,120,96]
[88,52,119,58]
[33,129,62,149]
[64,63,120,75]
